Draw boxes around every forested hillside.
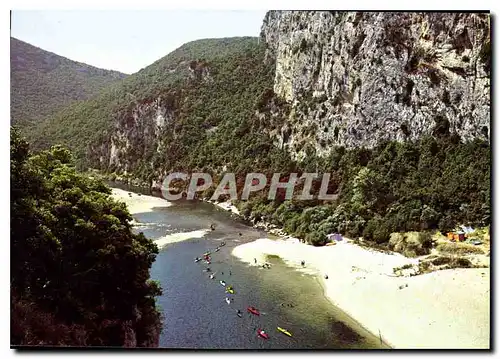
[10,128,162,346]
[10,37,127,125]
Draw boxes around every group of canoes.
[194,241,226,265]
[194,239,293,341]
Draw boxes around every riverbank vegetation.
[11,128,162,346]
[232,132,490,248]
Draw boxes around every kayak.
[220,242,226,246]
[225,297,231,305]
[194,258,201,263]
[214,248,220,252]
[226,286,235,294]
[209,274,215,279]
[247,306,260,315]
[203,252,211,256]
[257,329,269,339]
[220,280,226,286]
[277,326,292,337]
[236,311,242,318]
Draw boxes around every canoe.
[247,306,260,315]
[257,329,269,339]
[277,326,292,337]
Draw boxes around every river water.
[118,185,386,349]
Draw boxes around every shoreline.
[110,188,210,248]
[109,186,490,349]
[231,237,490,349]
[111,188,172,214]
[310,271,390,348]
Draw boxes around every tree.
[11,128,162,347]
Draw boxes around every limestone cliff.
[260,11,490,160]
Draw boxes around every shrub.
[307,230,327,246]
[431,256,452,266]
[389,231,433,257]
[436,242,485,255]
[450,257,473,268]
[372,226,390,244]
[362,218,378,240]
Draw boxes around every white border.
[2,1,497,358]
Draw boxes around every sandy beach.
[212,200,240,215]
[111,188,172,215]
[232,237,490,349]
[111,188,209,248]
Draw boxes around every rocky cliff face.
[260,11,490,160]
[97,93,180,186]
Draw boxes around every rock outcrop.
[260,11,490,160]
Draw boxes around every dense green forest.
[23,37,269,165]
[20,36,490,250]
[11,128,162,346]
[11,37,127,126]
[232,134,490,246]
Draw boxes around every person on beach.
[254,258,257,264]
[301,260,305,267]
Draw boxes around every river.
[116,184,386,349]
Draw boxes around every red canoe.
[247,306,260,315]
[257,329,269,339]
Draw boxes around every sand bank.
[153,230,210,249]
[232,238,490,349]
[111,188,209,248]
[111,188,172,215]
[212,200,240,215]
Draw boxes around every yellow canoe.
[277,326,292,337]
[226,287,235,294]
